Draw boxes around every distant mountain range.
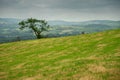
[44,20,120,26]
[0,18,120,43]
[1,18,120,25]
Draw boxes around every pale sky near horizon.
[0,0,120,21]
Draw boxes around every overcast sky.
[0,0,120,21]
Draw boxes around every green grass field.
[0,29,120,80]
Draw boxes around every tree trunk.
[36,34,42,39]
[33,31,42,39]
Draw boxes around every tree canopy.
[19,18,49,39]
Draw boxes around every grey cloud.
[0,0,120,21]
[1,0,120,9]
[47,0,120,9]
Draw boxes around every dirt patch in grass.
[0,72,7,79]
[59,59,72,63]
[107,68,120,80]
[13,63,25,69]
[97,44,106,48]
[97,43,107,50]
[88,64,106,73]
[23,74,43,80]
[115,48,120,56]
[72,73,81,80]
[96,33,103,37]
[87,55,99,60]
[38,52,54,58]
[79,75,97,80]
[95,37,103,41]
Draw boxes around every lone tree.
[19,18,49,39]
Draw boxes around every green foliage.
[0,29,120,80]
[19,18,49,39]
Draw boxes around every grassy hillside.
[0,29,120,80]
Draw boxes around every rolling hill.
[0,29,120,80]
[0,18,120,43]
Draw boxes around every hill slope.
[0,29,120,80]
